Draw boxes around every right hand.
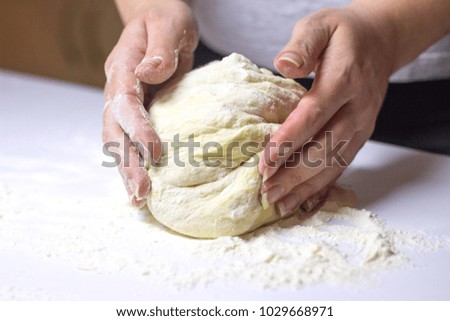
[102,0,199,207]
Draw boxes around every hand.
[259,7,396,216]
[102,0,198,207]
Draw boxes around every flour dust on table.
[0,181,445,299]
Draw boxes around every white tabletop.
[0,70,449,300]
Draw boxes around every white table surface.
[0,70,449,300]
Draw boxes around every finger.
[107,93,162,164]
[104,20,147,102]
[274,133,366,217]
[135,6,199,84]
[262,104,354,198]
[260,17,356,181]
[301,173,342,212]
[274,11,336,78]
[103,102,151,207]
[258,76,350,181]
[104,22,162,163]
[274,166,341,218]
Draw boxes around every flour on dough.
[147,53,307,238]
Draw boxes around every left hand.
[102,0,198,207]
[259,7,396,216]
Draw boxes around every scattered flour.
[0,181,446,299]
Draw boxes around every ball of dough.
[147,53,306,238]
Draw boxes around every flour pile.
[0,181,445,299]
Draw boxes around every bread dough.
[147,53,306,238]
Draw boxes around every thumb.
[274,14,333,78]
[135,9,198,85]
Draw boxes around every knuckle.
[301,40,316,62]
[274,127,293,148]
[337,62,355,86]
[292,20,305,36]
[309,106,325,126]
[303,99,325,127]
[291,25,320,61]
[128,144,140,156]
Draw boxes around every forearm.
[114,0,189,24]
[349,0,450,72]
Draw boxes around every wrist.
[345,4,399,76]
[349,0,450,72]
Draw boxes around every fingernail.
[128,180,138,204]
[301,190,328,212]
[301,197,319,212]
[126,177,147,202]
[131,195,147,208]
[127,190,135,205]
[103,100,111,111]
[262,168,269,183]
[261,192,270,210]
[261,182,270,193]
[141,56,163,68]
[282,194,300,213]
[279,52,302,68]
[152,141,162,163]
[266,185,285,205]
[275,202,291,218]
[136,56,164,77]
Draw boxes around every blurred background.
[0,1,448,155]
[0,0,123,87]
